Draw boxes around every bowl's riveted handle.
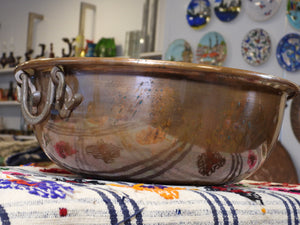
[15,66,83,125]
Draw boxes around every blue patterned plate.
[276,33,300,72]
[245,0,281,21]
[196,31,227,66]
[287,1,300,30]
[165,39,193,62]
[214,0,241,22]
[241,28,271,66]
[186,0,211,29]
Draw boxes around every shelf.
[139,52,162,60]
[120,52,162,60]
[0,101,19,106]
[15,135,36,141]
[0,68,14,74]
[0,134,36,141]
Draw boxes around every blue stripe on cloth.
[267,193,292,225]
[289,195,300,225]
[289,194,300,210]
[98,188,131,225]
[217,194,239,225]
[54,179,143,224]
[122,194,144,225]
[89,188,118,225]
[0,204,10,225]
[116,208,144,225]
[270,192,299,225]
[192,190,219,224]
[205,192,229,225]
[98,187,144,225]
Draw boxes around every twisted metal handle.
[15,66,83,125]
[50,67,83,118]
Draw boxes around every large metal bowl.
[15,57,299,185]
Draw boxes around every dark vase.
[0,52,7,68]
[7,52,16,67]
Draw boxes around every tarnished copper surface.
[15,57,299,185]
[291,92,300,143]
[249,141,298,184]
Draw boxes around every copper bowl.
[15,58,299,185]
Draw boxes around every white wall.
[162,0,293,74]
[0,0,145,58]
[162,0,300,181]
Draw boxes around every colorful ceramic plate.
[196,31,227,66]
[276,33,300,72]
[241,28,271,66]
[214,0,241,22]
[165,39,193,62]
[245,0,281,21]
[186,0,211,29]
[287,1,300,30]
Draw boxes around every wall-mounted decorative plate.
[165,39,193,62]
[287,0,300,30]
[186,0,211,29]
[196,31,227,66]
[276,33,300,72]
[241,28,271,66]
[214,0,241,22]
[245,0,281,21]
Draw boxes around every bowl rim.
[15,57,300,99]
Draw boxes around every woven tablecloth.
[0,165,300,224]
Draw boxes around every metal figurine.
[49,43,55,58]
[62,38,75,57]
[25,49,33,61]
[36,44,45,58]
[0,52,7,68]
[6,52,16,67]
[15,56,21,66]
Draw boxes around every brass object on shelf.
[26,12,44,52]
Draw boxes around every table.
[0,165,299,224]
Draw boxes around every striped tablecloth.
[0,165,299,224]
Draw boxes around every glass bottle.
[49,43,55,58]
[7,81,15,101]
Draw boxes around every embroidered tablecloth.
[0,165,299,224]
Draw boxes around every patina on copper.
[291,92,300,143]
[15,57,299,185]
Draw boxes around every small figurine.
[6,52,16,67]
[25,49,33,61]
[15,56,21,65]
[0,52,7,68]
[62,38,75,57]
[49,43,55,58]
[7,81,15,101]
[36,43,46,58]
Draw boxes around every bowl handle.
[15,66,82,125]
